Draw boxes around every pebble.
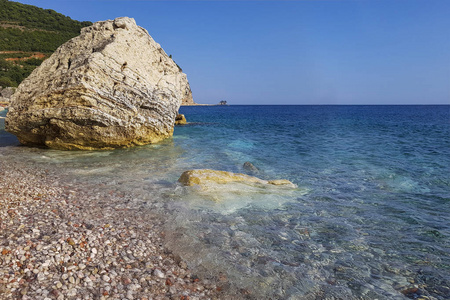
[126,290,134,300]
[169,286,177,294]
[37,273,45,281]
[153,269,165,278]
[0,161,221,300]
[67,288,77,297]
[122,276,132,285]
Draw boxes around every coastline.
[0,160,221,300]
[180,104,214,107]
[180,103,228,107]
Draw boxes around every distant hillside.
[0,0,92,87]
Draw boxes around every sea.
[1,105,449,299]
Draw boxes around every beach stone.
[153,269,165,278]
[169,286,177,294]
[37,273,45,281]
[178,169,296,188]
[6,17,193,150]
[126,290,134,300]
[67,288,77,297]
[122,276,132,285]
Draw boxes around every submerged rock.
[243,161,259,174]
[178,169,296,188]
[268,179,294,185]
[175,114,187,125]
[6,17,193,150]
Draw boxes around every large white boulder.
[6,17,193,150]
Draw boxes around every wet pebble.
[0,161,221,300]
[153,269,165,278]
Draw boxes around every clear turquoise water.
[1,105,449,299]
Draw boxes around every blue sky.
[19,0,450,105]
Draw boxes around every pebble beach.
[0,160,221,300]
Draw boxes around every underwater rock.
[268,179,295,186]
[178,169,296,188]
[6,17,192,150]
[243,161,259,174]
[175,114,187,125]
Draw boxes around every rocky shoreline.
[0,160,222,300]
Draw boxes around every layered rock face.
[6,17,193,150]
[180,86,196,105]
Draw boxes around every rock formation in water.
[178,169,297,188]
[174,114,187,125]
[6,17,193,150]
[243,161,259,174]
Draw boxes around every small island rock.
[175,114,187,125]
[6,17,193,150]
[178,169,296,188]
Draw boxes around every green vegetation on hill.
[0,27,78,52]
[0,53,42,87]
[0,0,91,33]
[0,0,92,86]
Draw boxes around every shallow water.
[1,105,449,299]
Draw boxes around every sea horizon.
[185,104,450,106]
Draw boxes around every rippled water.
[1,105,449,299]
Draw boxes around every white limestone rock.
[6,17,193,150]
